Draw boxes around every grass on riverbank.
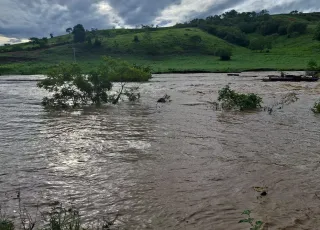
[1,51,319,75]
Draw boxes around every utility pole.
[72,47,76,63]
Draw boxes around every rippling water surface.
[1,73,320,229]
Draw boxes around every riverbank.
[0,53,317,75]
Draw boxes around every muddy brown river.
[1,73,320,230]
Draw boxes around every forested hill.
[1,10,320,74]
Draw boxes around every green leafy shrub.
[306,59,319,77]
[249,38,272,51]
[133,35,140,42]
[218,85,262,111]
[0,219,14,230]
[312,101,320,113]
[216,48,232,61]
[259,20,280,36]
[287,22,307,35]
[278,25,288,35]
[44,206,81,230]
[314,23,320,41]
[239,210,263,230]
[189,35,202,45]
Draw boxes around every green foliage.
[218,85,262,111]
[123,87,141,102]
[37,57,150,108]
[307,59,318,70]
[239,22,257,33]
[249,39,265,51]
[213,27,250,47]
[306,59,319,76]
[259,20,280,36]
[314,23,320,41]
[66,28,73,34]
[72,24,86,43]
[249,38,272,51]
[29,37,39,46]
[278,25,288,35]
[133,35,140,42]
[0,204,118,230]
[287,22,307,35]
[239,210,263,230]
[93,38,102,47]
[44,206,81,230]
[311,101,320,113]
[189,35,202,45]
[216,48,232,61]
[0,219,14,230]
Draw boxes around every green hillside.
[1,11,320,75]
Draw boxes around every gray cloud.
[0,0,320,40]
[107,0,181,25]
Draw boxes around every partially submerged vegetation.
[37,56,150,109]
[0,206,118,230]
[239,210,263,230]
[312,101,320,114]
[213,85,300,114]
[217,85,262,111]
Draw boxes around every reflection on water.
[1,73,320,229]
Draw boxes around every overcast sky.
[0,0,320,44]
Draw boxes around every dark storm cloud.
[107,0,181,25]
[1,0,320,40]
[0,0,113,38]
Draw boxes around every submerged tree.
[311,101,320,114]
[37,56,151,109]
[217,85,262,111]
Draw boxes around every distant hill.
[1,10,320,74]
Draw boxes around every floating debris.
[227,73,240,76]
[157,94,171,103]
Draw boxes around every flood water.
[1,73,320,230]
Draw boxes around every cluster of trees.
[249,38,272,51]
[66,24,103,48]
[29,37,49,48]
[176,10,308,48]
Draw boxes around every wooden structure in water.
[262,74,319,82]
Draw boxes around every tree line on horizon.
[174,9,318,50]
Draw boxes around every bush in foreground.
[218,85,262,111]
[0,206,117,230]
